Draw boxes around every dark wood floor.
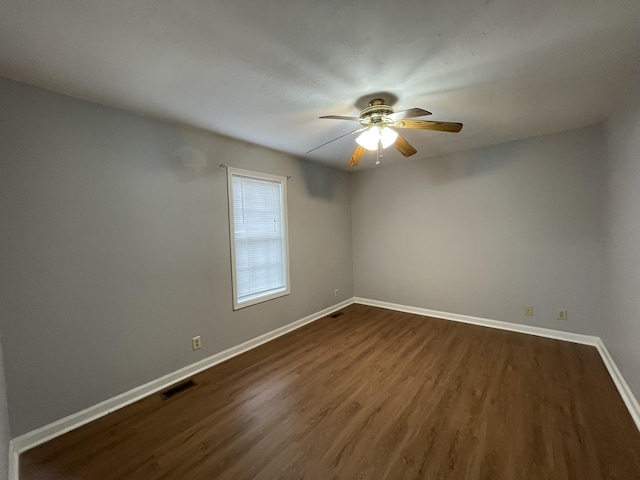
[21,304,640,479]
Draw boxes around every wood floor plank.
[20,304,640,479]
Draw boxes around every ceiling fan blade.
[306,127,367,154]
[393,134,417,157]
[387,108,432,121]
[395,120,463,132]
[348,145,366,167]
[319,115,361,122]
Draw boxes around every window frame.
[227,167,291,310]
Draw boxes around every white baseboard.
[594,338,640,430]
[8,297,355,480]
[354,297,640,432]
[355,297,600,345]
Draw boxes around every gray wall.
[0,77,354,437]
[351,126,603,335]
[602,72,640,400]
[0,335,8,480]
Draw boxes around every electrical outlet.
[558,309,567,321]
[524,305,533,316]
[334,289,339,297]
[192,336,202,350]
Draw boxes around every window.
[227,167,290,310]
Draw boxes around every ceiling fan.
[308,98,463,167]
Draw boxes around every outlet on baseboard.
[524,305,533,316]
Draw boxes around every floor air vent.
[329,311,345,318]
[160,379,197,400]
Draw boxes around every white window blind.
[227,168,290,309]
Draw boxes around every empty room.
[1,0,640,479]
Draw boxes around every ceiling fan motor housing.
[359,99,394,126]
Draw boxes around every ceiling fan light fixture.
[379,127,398,148]
[355,127,380,150]
[356,126,398,151]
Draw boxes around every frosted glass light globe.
[355,128,380,150]
[379,127,398,148]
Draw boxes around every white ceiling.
[1,0,639,170]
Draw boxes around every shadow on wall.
[169,134,241,183]
[294,157,340,200]
[413,140,525,186]
[172,146,212,181]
